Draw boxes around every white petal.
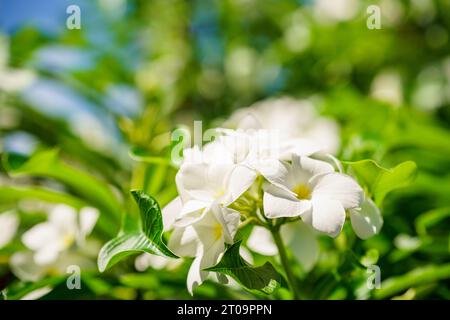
[162,197,183,231]
[279,138,324,160]
[292,155,334,178]
[49,204,78,236]
[0,211,19,248]
[263,184,311,218]
[210,205,240,244]
[10,252,47,282]
[350,198,383,240]
[225,165,257,205]
[22,223,60,251]
[34,241,61,265]
[311,173,363,209]
[79,207,99,238]
[247,226,278,256]
[186,240,224,295]
[285,222,319,272]
[173,200,209,227]
[257,160,292,189]
[309,197,346,237]
[187,255,205,295]
[305,118,340,155]
[168,226,199,257]
[193,205,237,246]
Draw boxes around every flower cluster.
[164,98,382,293]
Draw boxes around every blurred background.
[0,0,449,300]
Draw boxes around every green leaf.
[98,190,177,272]
[129,147,177,168]
[205,241,283,295]
[2,149,122,225]
[345,160,417,205]
[374,263,450,299]
[0,186,86,209]
[415,207,450,236]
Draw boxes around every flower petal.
[79,207,99,239]
[162,196,183,231]
[263,184,311,218]
[292,155,334,178]
[311,173,363,209]
[350,198,383,240]
[0,211,19,248]
[225,165,257,205]
[247,226,278,256]
[22,223,60,251]
[10,252,47,282]
[285,221,319,272]
[173,199,210,228]
[168,226,199,258]
[309,197,346,237]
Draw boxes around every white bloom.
[173,162,256,227]
[247,221,319,272]
[168,203,240,294]
[0,211,19,248]
[225,97,340,154]
[20,205,99,265]
[263,155,364,237]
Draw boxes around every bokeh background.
[0,0,449,299]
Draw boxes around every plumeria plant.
[97,101,417,298]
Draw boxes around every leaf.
[205,241,283,294]
[2,150,122,225]
[129,147,176,168]
[345,160,417,205]
[374,263,450,299]
[98,190,177,272]
[415,207,450,236]
[0,186,86,209]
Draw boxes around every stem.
[270,226,300,300]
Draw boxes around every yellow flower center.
[293,184,311,200]
[214,224,223,240]
[62,234,75,248]
[214,189,226,199]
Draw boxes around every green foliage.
[206,241,283,295]
[345,160,418,205]
[98,190,177,272]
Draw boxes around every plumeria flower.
[263,155,364,237]
[172,161,256,227]
[168,203,240,294]
[10,204,99,281]
[0,211,19,249]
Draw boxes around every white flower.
[10,205,99,282]
[20,205,99,265]
[247,221,319,272]
[225,97,340,154]
[173,162,256,227]
[0,211,19,248]
[10,204,100,282]
[263,155,364,237]
[168,203,240,294]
